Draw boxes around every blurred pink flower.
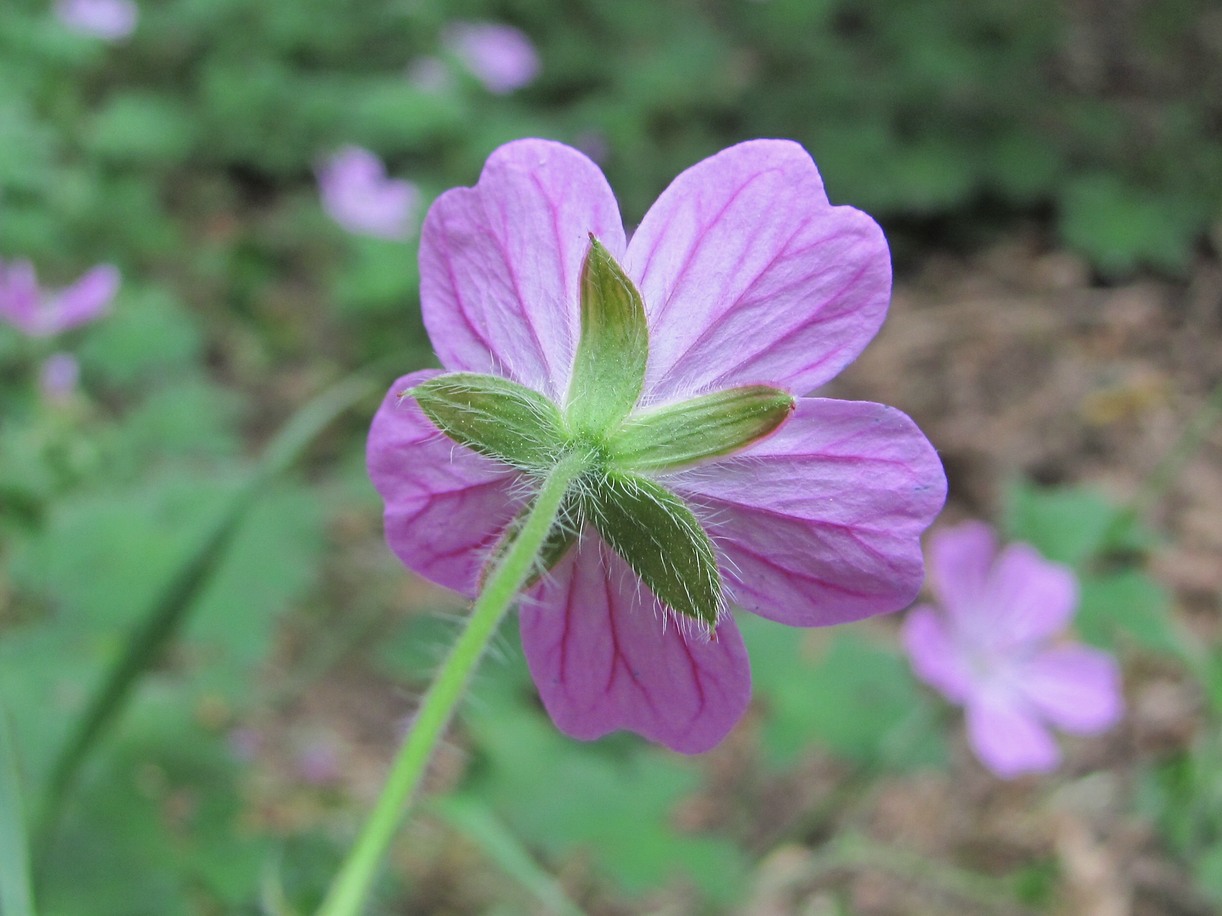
[39,352,81,402]
[442,21,540,94]
[368,139,945,753]
[903,521,1124,778]
[0,259,119,337]
[54,0,138,41]
[295,737,342,786]
[317,146,420,241]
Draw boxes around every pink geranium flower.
[903,521,1124,778]
[317,146,420,241]
[368,139,946,753]
[441,21,540,94]
[54,0,138,41]
[0,259,119,338]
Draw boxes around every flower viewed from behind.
[0,259,119,338]
[441,21,540,94]
[317,146,420,241]
[54,0,138,41]
[903,521,1124,778]
[368,138,946,753]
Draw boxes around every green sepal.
[480,495,582,590]
[583,470,722,630]
[564,235,649,434]
[410,372,566,470]
[611,386,795,472]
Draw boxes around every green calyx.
[407,236,795,630]
[565,234,649,433]
[611,385,795,471]
[410,373,566,470]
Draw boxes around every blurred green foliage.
[2,0,1220,282]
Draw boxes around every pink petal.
[984,543,1079,648]
[901,605,973,704]
[928,521,997,627]
[624,139,890,403]
[42,264,119,335]
[1016,646,1124,735]
[55,0,138,41]
[419,139,626,401]
[0,260,43,334]
[367,370,526,596]
[319,147,419,240]
[663,398,946,626]
[443,21,540,94]
[520,536,752,754]
[965,690,1060,778]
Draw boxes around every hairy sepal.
[564,235,649,434]
[611,385,795,472]
[409,372,565,470]
[582,470,722,631]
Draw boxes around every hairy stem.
[316,449,591,916]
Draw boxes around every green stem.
[316,450,591,916]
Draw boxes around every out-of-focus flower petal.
[665,398,945,626]
[928,520,996,626]
[420,139,626,400]
[902,605,973,703]
[42,264,119,335]
[624,140,890,403]
[1017,645,1124,734]
[368,371,526,595]
[985,543,1078,648]
[443,22,540,94]
[966,691,1060,778]
[39,352,80,402]
[55,0,137,41]
[520,537,751,754]
[318,146,420,240]
[0,261,118,337]
[0,260,41,333]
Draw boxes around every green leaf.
[583,471,722,629]
[0,701,35,916]
[411,372,566,470]
[564,236,649,434]
[1060,174,1205,276]
[86,92,197,167]
[611,385,794,471]
[1077,570,1179,654]
[1002,479,1153,569]
[743,618,946,769]
[430,796,585,916]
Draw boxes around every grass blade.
[36,363,393,851]
[0,700,36,916]
[431,795,586,916]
